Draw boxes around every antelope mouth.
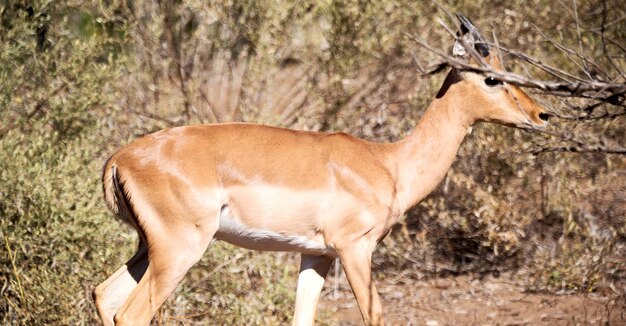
[517,119,547,130]
[515,110,550,130]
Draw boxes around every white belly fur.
[214,206,334,256]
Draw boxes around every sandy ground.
[318,274,626,325]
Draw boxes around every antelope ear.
[452,31,474,58]
[452,12,490,58]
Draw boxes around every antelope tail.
[102,157,141,232]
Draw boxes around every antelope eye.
[485,77,502,87]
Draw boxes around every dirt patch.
[319,274,625,325]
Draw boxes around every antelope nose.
[539,112,550,122]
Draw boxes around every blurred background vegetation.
[1,0,624,324]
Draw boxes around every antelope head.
[438,13,549,128]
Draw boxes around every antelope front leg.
[292,254,334,326]
[337,243,384,326]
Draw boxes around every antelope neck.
[387,94,474,213]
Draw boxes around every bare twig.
[528,144,626,155]
[404,32,626,100]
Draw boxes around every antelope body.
[93,14,548,326]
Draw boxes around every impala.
[93,13,548,326]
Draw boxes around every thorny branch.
[405,32,626,101]
[404,5,626,156]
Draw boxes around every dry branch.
[404,6,625,156]
[405,32,626,101]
